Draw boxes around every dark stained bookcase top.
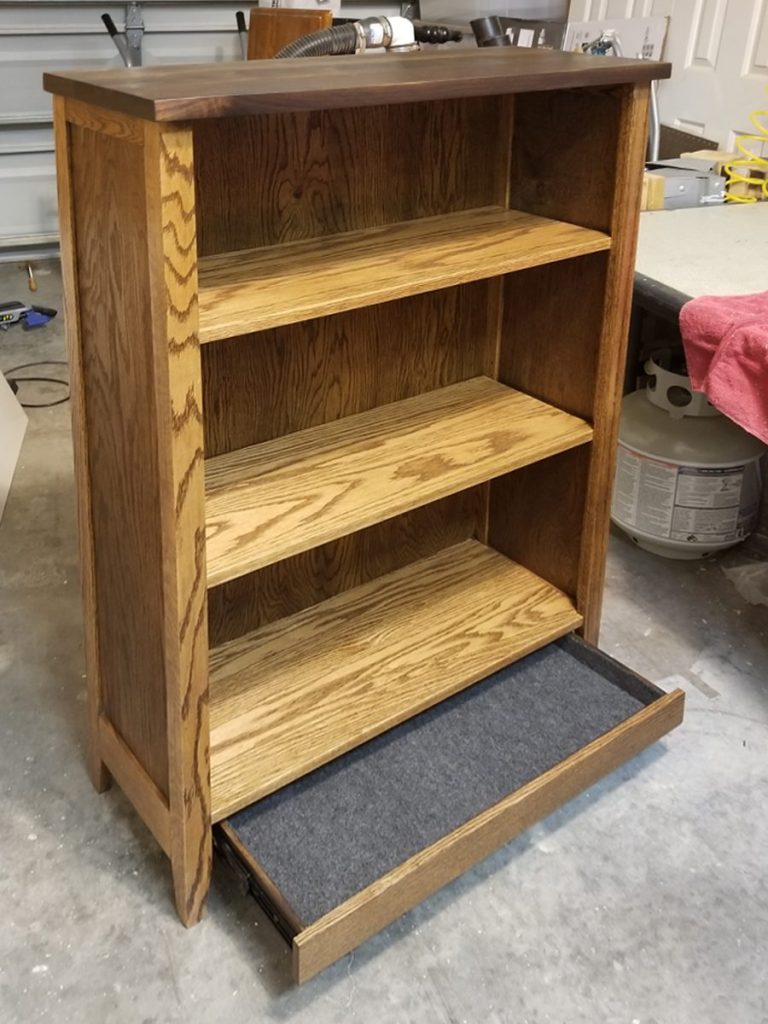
[44,48,670,122]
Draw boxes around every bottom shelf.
[218,635,685,983]
[208,539,582,821]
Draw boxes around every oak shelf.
[197,207,611,343]
[208,539,582,821]
[204,376,593,588]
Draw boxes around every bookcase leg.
[576,84,650,642]
[171,830,212,926]
[88,732,112,793]
[144,122,213,926]
[84,616,110,794]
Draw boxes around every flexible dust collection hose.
[724,89,768,204]
[275,22,359,59]
[274,16,461,58]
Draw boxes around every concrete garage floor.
[1,260,767,1024]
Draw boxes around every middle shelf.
[204,376,593,588]
[208,538,583,821]
[197,206,612,342]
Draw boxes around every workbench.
[627,203,768,390]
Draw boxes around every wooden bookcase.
[46,50,683,981]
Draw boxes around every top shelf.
[44,50,671,122]
[198,207,611,343]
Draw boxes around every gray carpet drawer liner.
[222,635,661,928]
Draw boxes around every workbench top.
[636,203,768,300]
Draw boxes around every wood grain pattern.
[497,85,650,641]
[204,377,593,587]
[509,87,623,233]
[208,540,582,820]
[498,252,609,420]
[201,282,497,456]
[490,254,607,596]
[43,50,670,123]
[489,448,590,602]
[576,85,651,641]
[143,124,212,927]
[53,97,110,793]
[98,715,171,856]
[194,97,510,256]
[69,121,170,794]
[207,491,483,645]
[247,7,332,60]
[65,97,145,145]
[198,207,611,342]
[291,687,685,982]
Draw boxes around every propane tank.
[611,356,767,559]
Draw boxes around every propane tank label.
[613,446,678,537]
[612,444,761,544]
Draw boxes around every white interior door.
[569,0,768,150]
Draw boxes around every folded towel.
[680,290,768,445]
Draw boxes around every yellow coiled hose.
[724,94,768,203]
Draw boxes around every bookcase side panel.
[68,119,171,796]
[509,86,623,233]
[497,251,609,419]
[488,253,608,596]
[488,448,590,602]
[53,97,110,794]
[494,84,650,639]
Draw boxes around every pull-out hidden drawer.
[217,635,683,983]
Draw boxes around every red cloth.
[680,290,768,445]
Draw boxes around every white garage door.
[0,0,397,258]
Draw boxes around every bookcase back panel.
[69,124,170,794]
[207,488,484,645]
[201,281,498,456]
[193,95,512,257]
[509,86,624,234]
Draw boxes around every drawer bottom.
[217,635,684,983]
